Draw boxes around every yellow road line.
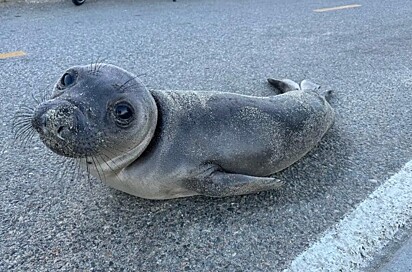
[314,4,361,13]
[0,51,27,59]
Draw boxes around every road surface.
[1,0,411,271]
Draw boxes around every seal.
[29,63,335,199]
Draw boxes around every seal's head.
[31,64,157,165]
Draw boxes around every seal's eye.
[61,73,74,87]
[113,102,134,127]
[115,104,133,119]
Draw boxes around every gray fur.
[31,64,335,199]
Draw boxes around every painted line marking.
[284,160,412,272]
[0,51,27,59]
[314,4,361,13]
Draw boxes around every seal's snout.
[30,100,93,157]
[32,100,84,144]
[31,104,50,134]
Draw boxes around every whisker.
[93,57,98,73]
[15,125,34,139]
[14,130,35,147]
[98,153,122,182]
[84,155,93,189]
[93,56,99,74]
[13,121,30,132]
[99,150,127,167]
[14,124,34,140]
[89,59,94,74]
[74,158,84,183]
[13,115,32,124]
[91,156,105,184]
[117,76,139,93]
[16,134,33,147]
[13,130,34,143]
[18,105,36,113]
[12,120,32,132]
[42,84,53,103]
[117,77,147,93]
[88,56,108,75]
[31,92,42,106]
[96,63,103,73]
[96,59,107,74]
[13,118,33,128]
[95,155,109,182]
[77,158,90,186]
[13,116,32,128]
[74,158,84,180]
[13,115,33,122]
[40,84,52,103]
[99,147,121,158]
[99,151,122,170]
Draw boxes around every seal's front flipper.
[267,78,300,94]
[189,170,284,197]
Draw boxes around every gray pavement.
[379,232,412,272]
[1,0,412,271]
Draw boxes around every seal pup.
[27,63,334,199]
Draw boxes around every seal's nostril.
[57,126,64,135]
[32,108,50,134]
[56,126,67,141]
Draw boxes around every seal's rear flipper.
[300,80,333,101]
[267,78,300,93]
[300,79,320,91]
[190,170,284,197]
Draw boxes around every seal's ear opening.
[267,78,300,93]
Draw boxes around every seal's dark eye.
[113,103,134,127]
[61,73,74,87]
[115,104,133,119]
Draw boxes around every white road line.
[313,4,362,13]
[284,160,412,272]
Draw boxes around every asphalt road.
[1,0,412,271]
[378,231,412,272]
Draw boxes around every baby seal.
[29,64,334,199]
